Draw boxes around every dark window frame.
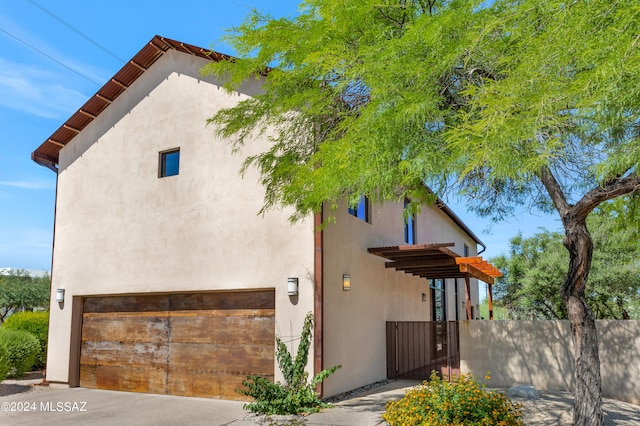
[403,198,416,245]
[159,148,180,178]
[348,195,370,223]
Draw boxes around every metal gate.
[386,321,460,380]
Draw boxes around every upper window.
[404,198,416,245]
[463,244,470,257]
[348,195,370,223]
[159,149,180,177]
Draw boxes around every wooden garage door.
[79,290,275,399]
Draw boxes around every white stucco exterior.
[47,50,315,386]
[41,40,483,398]
[321,200,479,396]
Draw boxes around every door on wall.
[79,290,275,400]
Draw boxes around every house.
[32,36,499,400]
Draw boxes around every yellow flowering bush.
[383,372,522,425]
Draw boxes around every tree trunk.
[562,219,604,426]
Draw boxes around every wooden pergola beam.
[459,263,495,285]
[385,258,457,269]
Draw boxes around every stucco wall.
[459,320,640,405]
[47,50,315,385]
[321,200,481,397]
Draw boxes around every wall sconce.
[342,274,351,291]
[56,288,65,303]
[422,293,427,302]
[287,277,299,296]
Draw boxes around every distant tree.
[493,231,567,320]
[0,270,50,323]
[205,0,640,423]
[493,206,640,320]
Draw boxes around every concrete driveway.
[0,379,416,425]
[3,376,639,425]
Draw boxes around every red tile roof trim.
[31,35,228,171]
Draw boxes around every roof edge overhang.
[31,35,231,171]
[31,151,58,173]
[435,199,485,252]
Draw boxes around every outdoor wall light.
[287,277,299,296]
[342,274,351,291]
[422,293,427,302]
[56,288,65,303]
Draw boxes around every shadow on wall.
[459,320,640,405]
[597,320,640,404]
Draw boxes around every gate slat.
[386,321,460,381]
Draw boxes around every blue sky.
[0,0,561,271]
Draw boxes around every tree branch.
[573,173,640,222]
[538,166,571,217]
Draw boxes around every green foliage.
[3,311,49,369]
[211,1,640,422]
[0,344,9,382]
[238,312,341,415]
[493,206,640,320]
[478,298,508,320]
[0,328,40,377]
[492,231,568,320]
[384,372,523,426]
[206,0,640,223]
[0,271,50,323]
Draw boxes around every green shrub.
[237,312,341,415]
[3,311,49,369]
[0,329,40,377]
[0,344,9,382]
[383,372,523,426]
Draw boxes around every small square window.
[159,149,180,177]
[348,195,370,222]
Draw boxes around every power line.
[0,26,101,87]
[26,0,125,64]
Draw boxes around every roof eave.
[30,35,230,172]
[435,199,486,252]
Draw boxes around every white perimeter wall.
[459,320,640,405]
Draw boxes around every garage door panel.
[169,342,275,374]
[84,295,170,313]
[94,365,167,394]
[170,313,275,345]
[81,315,170,342]
[80,340,170,367]
[167,370,274,400]
[170,291,275,311]
[79,290,276,400]
[79,363,97,388]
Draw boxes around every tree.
[493,207,640,320]
[493,231,568,320]
[0,270,50,323]
[203,1,640,424]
